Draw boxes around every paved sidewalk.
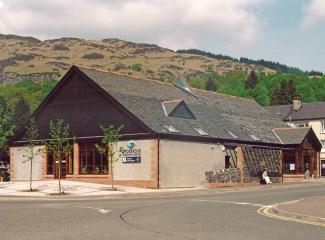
[0,178,324,199]
[0,180,205,198]
[277,195,325,219]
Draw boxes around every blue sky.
[0,0,324,72]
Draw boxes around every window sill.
[77,175,109,178]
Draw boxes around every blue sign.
[122,149,141,163]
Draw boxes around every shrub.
[82,52,104,60]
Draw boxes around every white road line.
[190,199,265,207]
[78,206,111,214]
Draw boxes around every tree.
[205,65,218,91]
[95,125,125,190]
[0,96,15,168]
[245,69,259,89]
[12,97,31,135]
[270,80,298,105]
[45,119,74,194]
[22,118,39,191]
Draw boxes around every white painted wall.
[159,140,227,188]
[11,146,45,181]
[114,139,153,180]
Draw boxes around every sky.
[0,0,324,72]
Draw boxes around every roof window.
[164,125,180,133]
[194,128,209,136]
[249,134,260,141]
[227,131,238,139]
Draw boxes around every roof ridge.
[75,64,256,103]
[273,127,311,130]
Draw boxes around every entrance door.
[321,160,325,177]
[54,160,66,179]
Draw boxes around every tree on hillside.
[245,69,259,89]
[270,80,297,105]
[45,119,74,194]
[22,118,40,191]
[12,97,31,135]
[0,96,15,180]
[95,125,125,191]
[205,65,218,91]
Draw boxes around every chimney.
[292,96,302,111]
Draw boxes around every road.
[0,184,324,240]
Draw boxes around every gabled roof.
[266,102,325,121]
[273,127,322,150]
[162,100,195,119]
[75,66,288,144]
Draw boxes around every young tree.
[22,118,40,191]
[205,65,218,91]
[95,125,125,190]
[45,119,73,194]
[245,69,259,89]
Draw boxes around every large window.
[321,140,325,153]
[47,151,73,175]
[79,143,108,175]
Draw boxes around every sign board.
[290,163,295,171]
[122,149,141,163]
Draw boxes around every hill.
[0,34,274,85]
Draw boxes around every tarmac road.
[0,183,324,240]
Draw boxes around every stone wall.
[206,168,241,183]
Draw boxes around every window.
[321,120,325,133]
[249,134,260,141]
[225,156,230,169]
[227,131,238,139]
[194,128,208,136]
[79,143,108,174]
[296,122,309,127]
[47,150,73,175]
[164,125,180,133]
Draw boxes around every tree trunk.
[30,149,33,191]
[58,159,62,194]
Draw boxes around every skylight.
[249,134,260,141]
[194,128,209,136]
[164,125,180,133]
[227,131,238,139]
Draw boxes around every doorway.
[54,160,66,179]
[321,160,325,177]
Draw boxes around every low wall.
[206,168,241,183]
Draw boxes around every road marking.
[78,206,111,214]
[190,199,265,207]
[257,202,325,227]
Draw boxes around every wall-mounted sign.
[127,140,136,149]
[290,163,295,171]
[122,149,141,163]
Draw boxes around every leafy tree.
[95,125,125,190]
[205,65,218,91]
[0,96,15,167]
[245,69,259,89]
[22,118,40,191]
[270,80,297,105]
[45,119,74,194]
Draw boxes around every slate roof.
[266,102,325,121]
[77,66,288,144]
[273,127,311,145]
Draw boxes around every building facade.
[9,66,321,188]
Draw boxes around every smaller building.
[274,127,322,181]
[266,100,325,177]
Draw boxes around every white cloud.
[302,0,325,29]
[0,0,269,50]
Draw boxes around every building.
[9,66,321,188]
[266,100,325,177]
